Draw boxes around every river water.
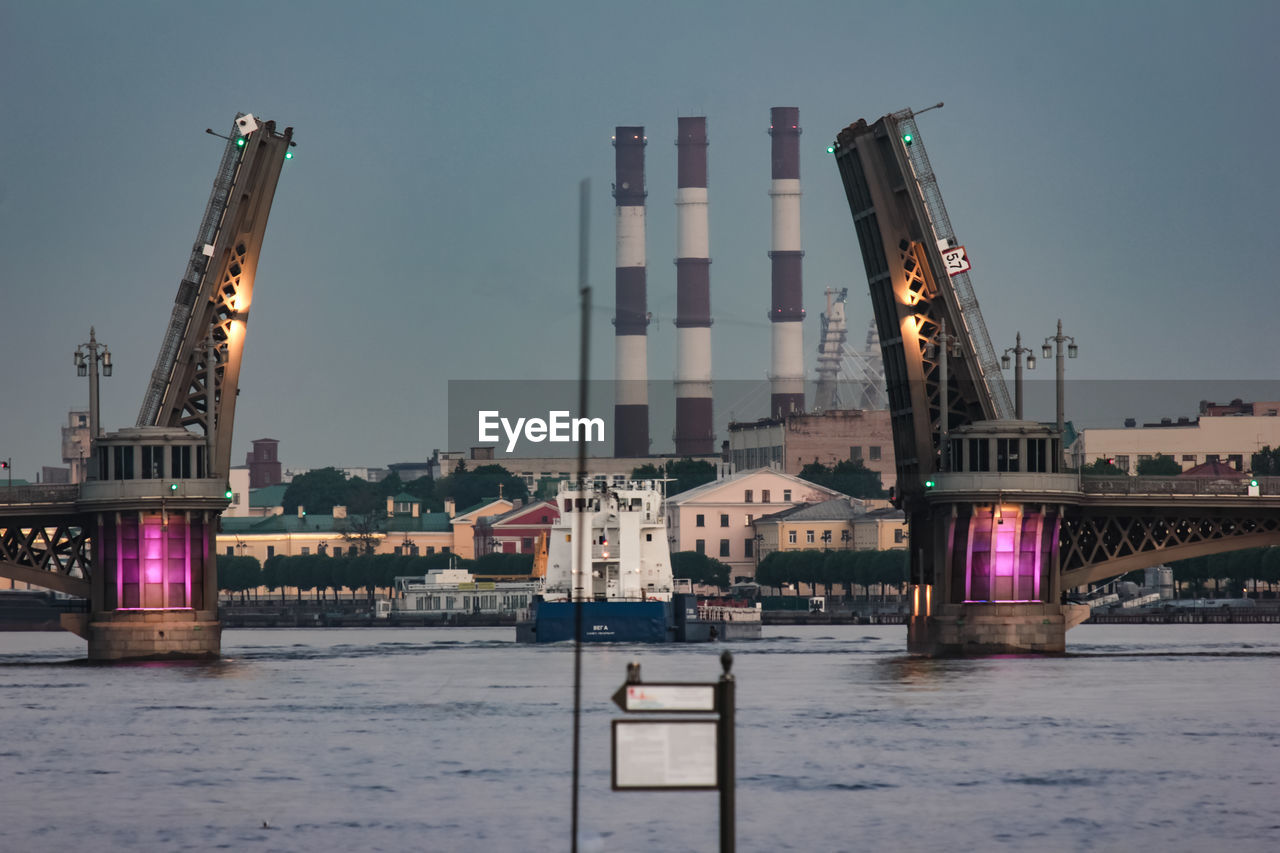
[1,625,1277,852]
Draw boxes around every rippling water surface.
[2,625,1278,852]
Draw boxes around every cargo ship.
[516,479,761,643]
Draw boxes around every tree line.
[1163,548,1280,597]
[220,550,733,598]
[218,552,535,601]
[755,549,908,598]
[281,462,530,518]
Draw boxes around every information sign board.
[612,683,717,713]
[612,719,719,790]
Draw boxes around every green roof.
[391,492,420,503]
[453,497,505,519]
[249,484,288,508]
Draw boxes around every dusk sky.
[3,0,1278,480]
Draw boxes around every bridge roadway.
[6,475,1280,600]
[925,473,1280,591]
[0,485,90,598]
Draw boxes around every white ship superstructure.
[542,480,675,603]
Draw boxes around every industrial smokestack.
[768,106,804,419]
[613,126,649,457]
[674,116,713,456]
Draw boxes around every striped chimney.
[768,106,805,419]
[674,116,713,456]
[613,126,649,457]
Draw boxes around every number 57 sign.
[941,245,971,277]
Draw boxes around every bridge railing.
[0,484,81,506]
[1080,476,1280,497]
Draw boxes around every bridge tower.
[55,114,294,659]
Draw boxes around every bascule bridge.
[0,114,293,659]
[830,109,1280,654]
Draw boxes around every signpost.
[940,244,971,276]
[610,651,736,853]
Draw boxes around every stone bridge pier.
[904,421,1280,655]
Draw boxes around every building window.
[113,445,134,480]
[850,446,862,462]
[997,438,1020,472]
[744,514,753,525]
[226,546,234,557]
[1181,455,1197,463]
[301,547,309,556]
[744,538,754,558]
[806,530,815,544]
[720,513,729,527]
[894,529,905,544]
[762,490,771,503]
[141,446,163,479]
[821,530,832,544]
[783,489,791,502]
[719,539,730,557]
[744,490,753,503]
[869,446,881,461]
[788,530,797,544]
[266,546,275,559]
[696,514,705,527]
[969,438,990,472]
[841,530,851,543]
[1115,455,1130,472]
[695,539,706,555]
[172,446,192,479]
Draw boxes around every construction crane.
[813,287,887,411]
[135,114,294,478]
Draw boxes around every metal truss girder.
[1060,507,1280,588]
[0,517,93,597]
[833,116,1002,499]
[146,119,293,478]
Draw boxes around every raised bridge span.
[829,110,1276,654]
[0,114,292,660]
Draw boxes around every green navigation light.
[170,483,179,492]
[902,133,914,146]
[284,151,293,160]
[924,479,935,488]
[826,145,836,154]
[236,137,246,147]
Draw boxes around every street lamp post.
[75,327,112,447]
[1000,333,1036,420]
[1043,319,1078,468]
[1044,317,1075,440]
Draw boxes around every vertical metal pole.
[1013,332,1024,420]
[88,328,101,441]
[571,178,591,853]
[1055,319,1065,440]
[718,650,736,853]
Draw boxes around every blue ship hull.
[516,594,727,643]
